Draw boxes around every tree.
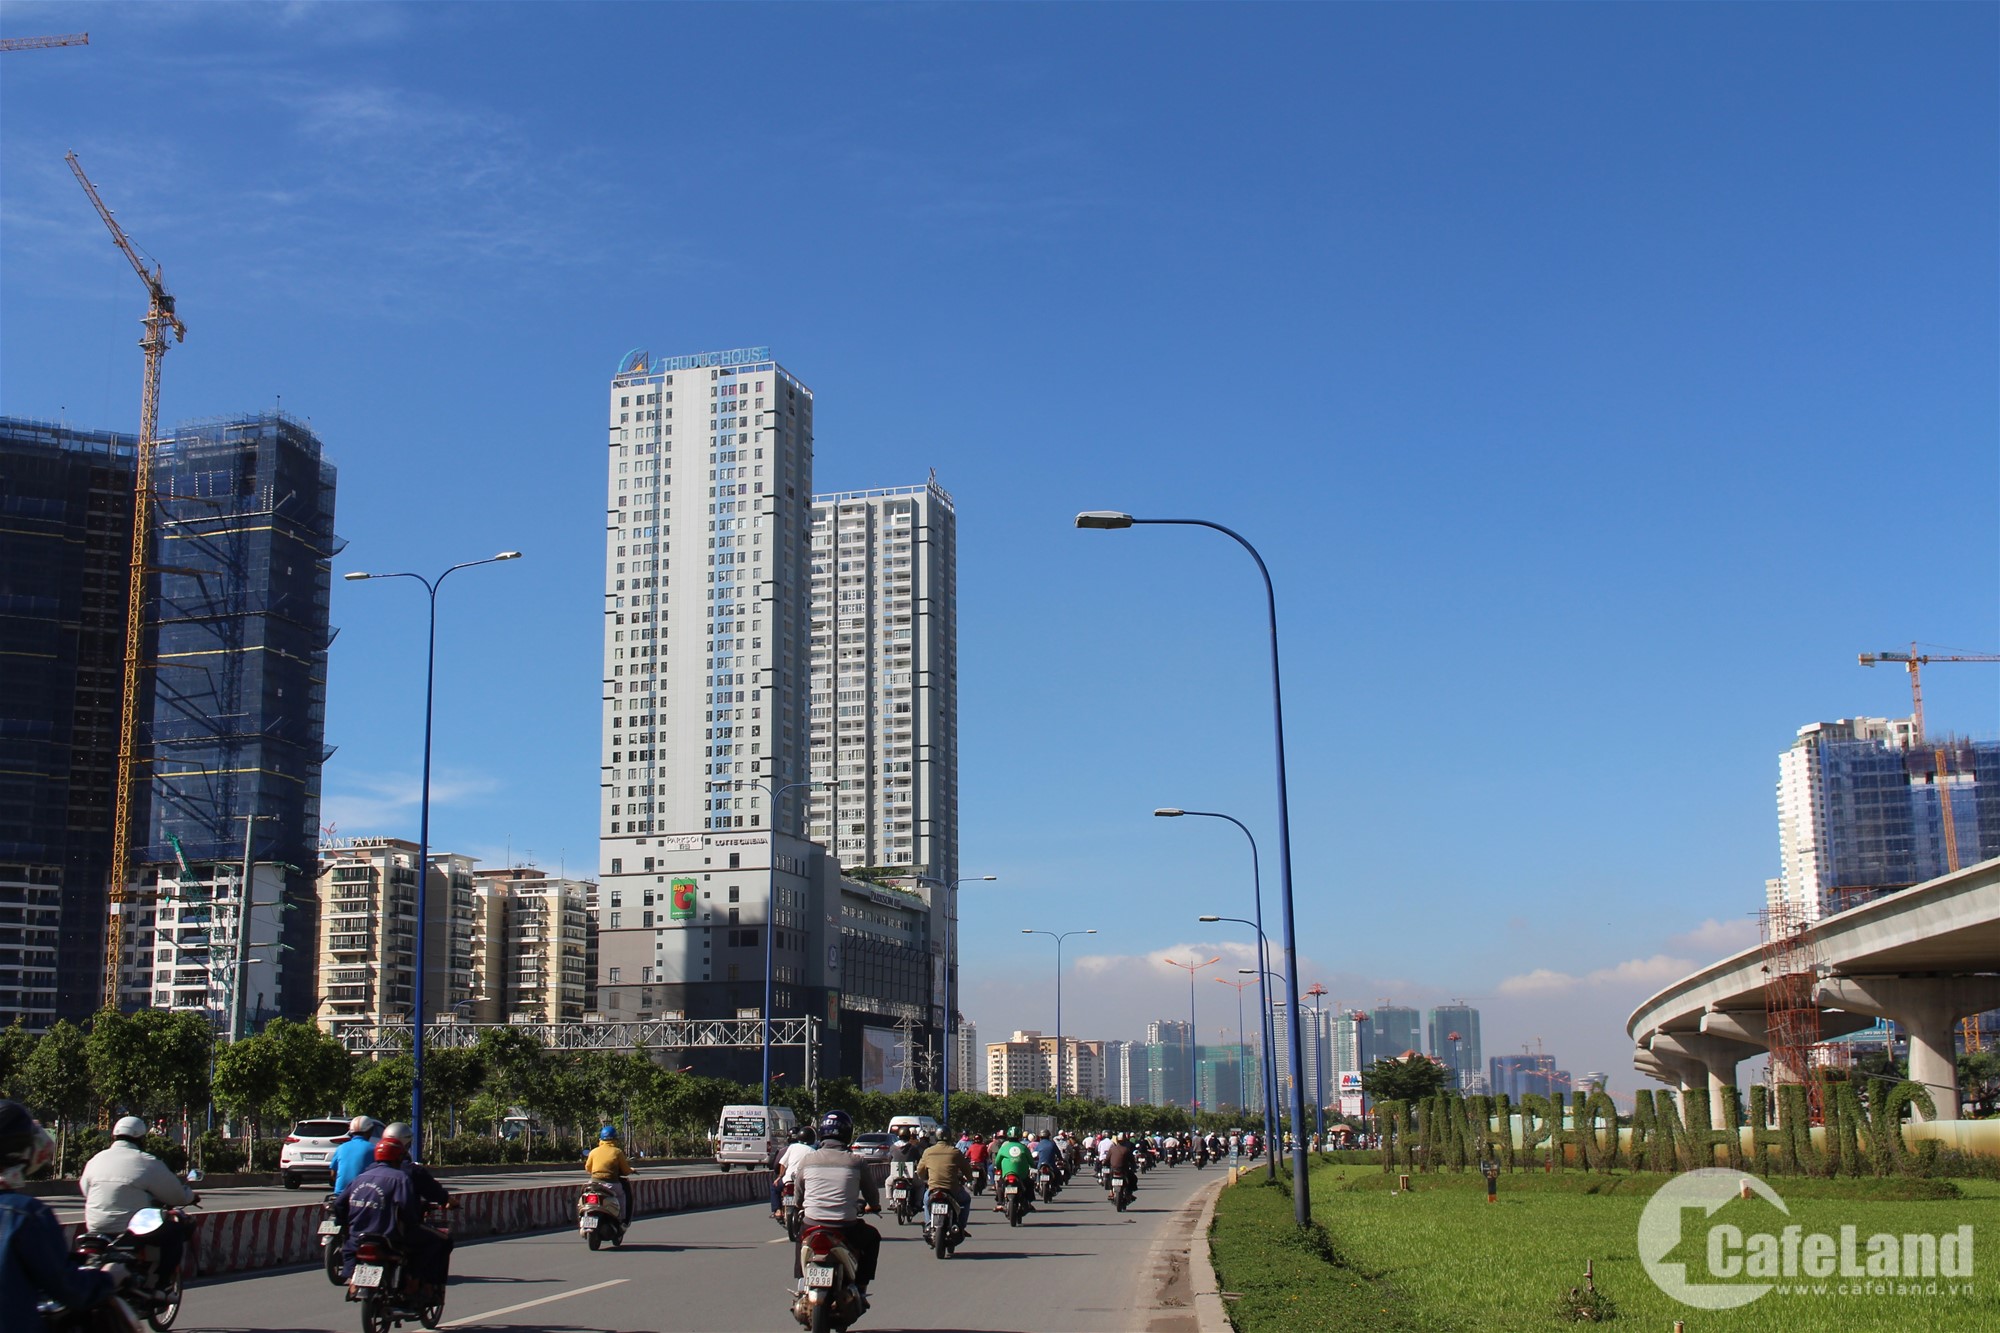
[1360,1054,1450,1104]
[86,1009,211,1122]
[213,1032,283,1141]
[0,1020,36,1100]
[22,1021,94,1170]
[350,1053,414,1125]
[424,1048,487,1140]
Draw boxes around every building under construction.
[132,413,339,1024]
[0,418,140,1027]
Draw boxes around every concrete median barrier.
[59,1169,772,1279]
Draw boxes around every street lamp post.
[1305,984,1330,1145]
[1163,955,1222,1123]
[1077,510,1312,1225]
[1162,808,1283,1174]
[1022,929,1096,1104]
[914,874,997,1132]
[1200,913,1279,1178]
[708,778,827,1110]
[345,550,522,1160]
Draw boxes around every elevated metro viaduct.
[1628,856,2000,1123]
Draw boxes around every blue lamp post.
[344,551,522,1160]
[1022,929,1096,1104]
[914,874,997,1132]
[1197,912,1279,1179]
[1075,510,1313,1226]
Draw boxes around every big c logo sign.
[669,878,697,920]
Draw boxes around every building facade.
[596,348,821,1061]
[952,1019,981,1094]
[473,866,595,1024]
[1426,1004,1483,1090]
[134,414,338,1018]
[1105,1039,1140,1105]
[0,419,137,1028]
[315,839,478,1028]
[1776,717,2000,922]
[1488,1052,1571,1102]
[1145,1019,1195,1108]
[1367,1005,1424,1061]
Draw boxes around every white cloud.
[1669,916,1762,957]
[320,770,499,836]
[1496,954,1693,997]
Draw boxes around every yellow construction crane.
[0,32,89,51]
[66,151,185,1012]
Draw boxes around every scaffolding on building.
[1761,902,1826,1124]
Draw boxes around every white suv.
[279,1118,353,1190]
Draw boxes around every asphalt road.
[46,1164,727,1226]
[170,1161,1214,1333]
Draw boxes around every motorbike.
[319,1193,348,1285]
[920,1187,960,1260]
[1194,1147,1209,1169]
[71,1188,200,1333]
[1094,1163,1112,1193]
[37,1269,146,1333]
[791,1223,866,1332]
[578,1180,625,1250]
[1108,1173,1136,1212]
[1035,1164,1057,1203]
[345,1203,450,1333]
[999,1171,1029,1227]
[968,1163,987,1196]
[887,1169,920,1227]
[776,1194,804,1242]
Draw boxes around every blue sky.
[3,2,1994,1093]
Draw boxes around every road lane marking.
[440,1278,628,1327]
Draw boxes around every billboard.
[1339,1095,1365,1118]
[860,1026,902,1093]
[1338,1070,1363,1096]
[669,878,697,920]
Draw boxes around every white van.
[714,1104,797,1170]
[885,1114,941,1140]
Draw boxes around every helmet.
[373,1138,407,1164]
[817,1110,854,1145]
[1005,1127,1021,1142]
[112,1115,149,1143]
[0,1100,55,1189]
[349,1116,378,1137]
[599,1126,618,1141]
[791,1126,816,1146]
[381,1122,413,1146]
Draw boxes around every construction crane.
[67,151,185,1012]
[1859,644,2000,1051]
[0,32,89,51]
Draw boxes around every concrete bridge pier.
[1814,975,2000,1121]
[1648,1031,1761,1127]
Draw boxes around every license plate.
[806,1265,836,1289]
[350,1264,383,1289]
[302,1152,326,1161]
[930,1205,951,1220]
[580,1215,599,1230]
[317,1221,341,1236]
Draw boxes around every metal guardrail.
[334,1017,817,1054]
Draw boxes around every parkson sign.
[1373,1080,1944,1175]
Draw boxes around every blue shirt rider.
[0,1100,115,1330]
[331,1116,383,1195]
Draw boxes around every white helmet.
[349,1116,377,1137]
[112,1115,149,1142]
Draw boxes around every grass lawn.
[1209,1160,2000,1332]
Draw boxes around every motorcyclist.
[962,1132,989,1192]
[1103,1132,1138,1201]
[0,1100,119,1329]
[991,1128,1034,1212]
[771,1125,816,1219]
[331,1116,382,1195]
[585,1126,636,1222]
[912,1131,973,1237]
[789,1111,881,1308]
[339,1130,450,1292]
[78,1115,196,1292]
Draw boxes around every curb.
[1187,1168,1235,1333]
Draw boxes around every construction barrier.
[60,1170,770,1280]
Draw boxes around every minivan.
[714,1104,797,1170]
[885,1115,941,1140]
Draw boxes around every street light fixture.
[344,549,523,1160]
[914,874,997,1131]
[1022,929,1095,1103]
[1199,913,1279,1179]
[1163,955,1223,1123]
[707,777,829,1109]
[1076,511,1312,1226]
